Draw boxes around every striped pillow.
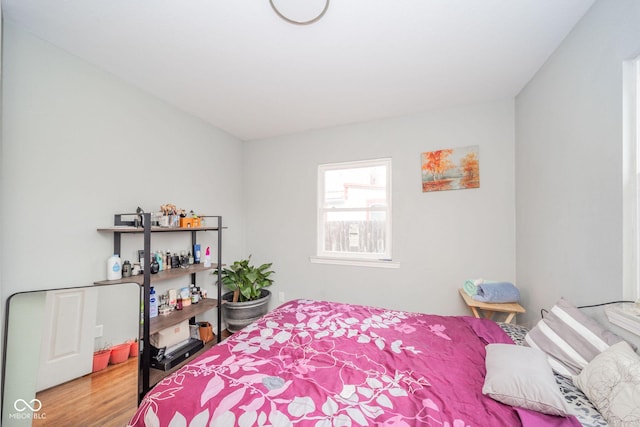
[524,298,626,377]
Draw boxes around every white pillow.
[482,343,569,416]
[573,341,640,427]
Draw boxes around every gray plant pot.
[222,289,271,333]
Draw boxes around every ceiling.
[2,0,595,141]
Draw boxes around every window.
[315,158,392,264]
[606,57,640,335]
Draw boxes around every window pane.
[323,165,387,209]
[323,212,387,255]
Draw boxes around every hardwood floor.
[34,357,138,427]
[31,332,232,426]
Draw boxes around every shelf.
[99,212,223,402]
[149,339,215,386]
[94,263,218,286]
[149,298,218,335]
[97,226,222,233]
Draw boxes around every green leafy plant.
[214,256,274,302]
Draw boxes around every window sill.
[605,302,640,336]
[309,256,400,269]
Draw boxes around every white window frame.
[623,57,640,302]
[311,158,398,268]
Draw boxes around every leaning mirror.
[2,283,140,426]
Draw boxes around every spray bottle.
[204,246,211,268]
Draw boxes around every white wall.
[1,20,245,328]
[5,0,637,377]
[516,0,640,325]
[244,99,516,316]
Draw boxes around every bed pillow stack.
[523,297,626,377]
[573,341,640,426]
[524,298,640,426]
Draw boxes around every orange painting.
[421,145,479,192]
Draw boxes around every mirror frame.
[2,283,141,425]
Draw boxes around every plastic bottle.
[194,244,201,264]
[204,246,211,268]
[107,254,122,280]
[150,287,158,318]
[156,252,163,271]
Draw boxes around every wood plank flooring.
[34,357,138,427]
[32,332,232,426]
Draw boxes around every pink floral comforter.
[128,299,573,427]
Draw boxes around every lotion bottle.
[194,244,201,264]
[150,287,158,318]
[107,254,122,281]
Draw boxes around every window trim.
[309,256,400,268]
[623,57,640,302]
[316,158,393,263]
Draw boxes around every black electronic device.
[150,338,204,371]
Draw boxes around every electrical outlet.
[95,324,104,338]
[278,292,285,303]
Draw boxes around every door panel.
[36,288,98,391]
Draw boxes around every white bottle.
[107,254,122,280]
[203,246,211,268]
[150,287,158,318]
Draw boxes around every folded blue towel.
[472,282,520,303]
[463,278,498,296]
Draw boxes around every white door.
[36,288,98,391]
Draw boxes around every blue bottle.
[194,244,201,264]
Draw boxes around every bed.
[127,299,612,427]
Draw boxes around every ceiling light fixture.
[269,0,330,25]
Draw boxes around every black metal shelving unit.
[97,212,223,402]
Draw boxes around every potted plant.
[214,256,274,333]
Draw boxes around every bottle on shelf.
[190,284,199,304]
[204,246,211,268]
[107,254,122,281]
[194,244,201,264]
[156,251,163,271]
[150,287,158,318]
[122,260,132,277]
